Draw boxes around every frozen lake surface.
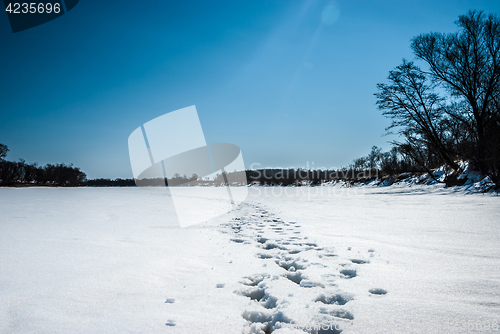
[0,186,499,333]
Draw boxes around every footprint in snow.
[315,293,352,305]
[350,258,369,264]
[339,268,357,279]
[369,288,387,295]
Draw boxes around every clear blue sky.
[1,0,499,179]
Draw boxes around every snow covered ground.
[0,186,499,333]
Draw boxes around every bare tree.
[411,10,500,181]
[367,146,382,170]
[0,144,8,160]
[375,60,461,182]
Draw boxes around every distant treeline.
[79,144,454,187]
[82,163,396,187]
[85,178,135,187]
[0,142,426,188]
[0,144,86,186]
[86,173,202,187]
[84,169,368,187]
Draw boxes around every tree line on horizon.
[0,144,86,186]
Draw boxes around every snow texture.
[0,185,499,333]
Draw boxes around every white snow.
[0,186,499,333]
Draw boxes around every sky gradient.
[1,0,500,179]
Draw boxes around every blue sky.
[1,0,499,179]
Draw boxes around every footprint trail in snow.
[220,202,385,334]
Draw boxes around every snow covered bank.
[316,161,498,194]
